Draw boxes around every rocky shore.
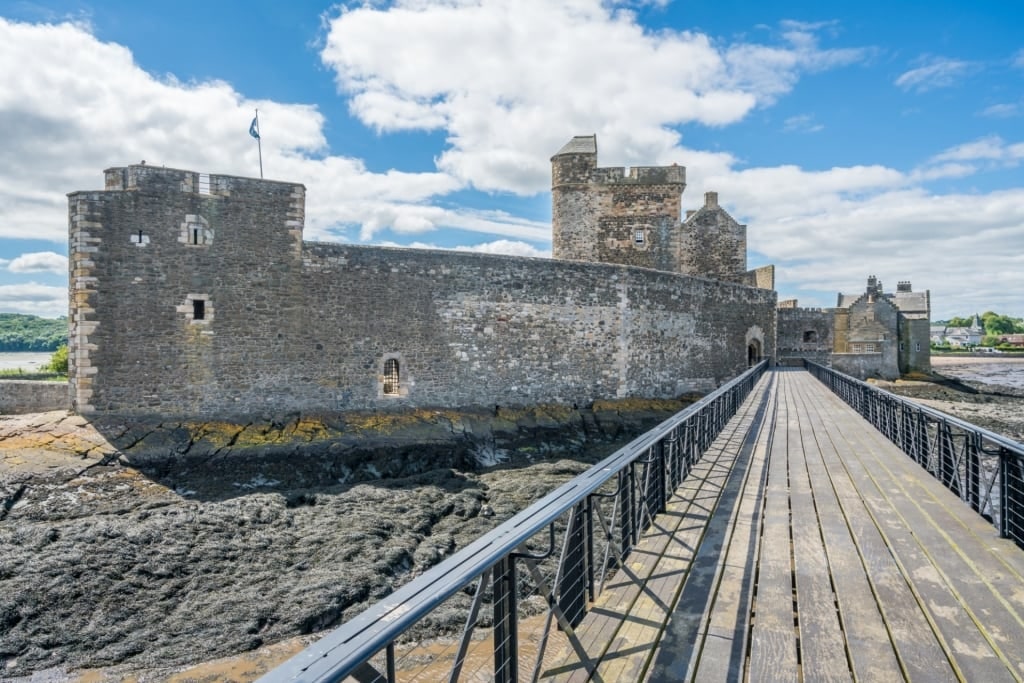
[874,356,1024,442]
[0,399,694,681]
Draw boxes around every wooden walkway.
[543,368,1024,682]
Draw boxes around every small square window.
[634,230,645,244]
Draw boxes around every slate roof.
[554,135,597,156]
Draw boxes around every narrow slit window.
[193,299,205,321]
[383,359,400,395]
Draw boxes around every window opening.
[803,330,818,343]
[192,228,200,244]
[193,299,205,321]
[634,230,645,244]
[383,359,400,395]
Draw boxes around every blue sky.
[0,0,1022,320]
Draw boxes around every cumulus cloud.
[0,17,501,245]
[7,251,67,274]
[0,283,66,317]
[895,56,973,93]
[321,1,870,193]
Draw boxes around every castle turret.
[551,135,686,272]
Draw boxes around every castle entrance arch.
[745,325,765,367]
[747,339,762,366]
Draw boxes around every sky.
[0,0,1022,321]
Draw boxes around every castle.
[66,136,926,417]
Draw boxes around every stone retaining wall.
[0,380,69,414]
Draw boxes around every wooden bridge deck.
[543,368,1024,682]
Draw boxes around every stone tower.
[551,135,687,273]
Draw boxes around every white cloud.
[321,1,869,193]
[927,136,1024,170]
[981,102,1020,118]
[378,239,550,258]
[1014,49,1024,69]
[454,240,550,258]
[783,114,823,133]
[895,56,973,93]
[0,283,66,317]
[0,18,493,245]
[7,251,67,274]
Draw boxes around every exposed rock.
[0,398,691,679]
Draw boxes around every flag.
[249,117,260,140]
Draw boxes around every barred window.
[383,359,400,395]
[634,230,645,244]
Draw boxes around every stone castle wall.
[69,165,776,418]
[777,308,835,365]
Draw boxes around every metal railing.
[259,361,768,682]
[805,360,1024,549]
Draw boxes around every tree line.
[936,311,1024,336]
[0,314,68,351]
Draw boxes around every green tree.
[0,314,67,351]
[46,344,68,375]
[981,311,1014,335]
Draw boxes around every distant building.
[933,314,985,347]
[777,277,931,380]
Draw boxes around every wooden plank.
[591,380,774,682]
[813,386,1024,681]
[746,374,799,682]
[793,372,957,682]
[645,374,777,682]
[779,372,904,681]
[784,373,850,681]
[542,375,772,681]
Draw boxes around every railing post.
[966,432,981,513]
[619,468,634,558]
[557,503,588,628]
[1001,449,1024,548]
[493,556,519,683]
[937,422,960,495]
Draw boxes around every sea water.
[0,352,53,372]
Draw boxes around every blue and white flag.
[249,117,260,140]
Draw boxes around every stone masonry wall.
[68,165,775,417]
[679,192,747,282]
[551,137,687,273]
[0,381,69,414]
[777,308,835,365]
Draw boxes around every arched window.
[383,359,400,395]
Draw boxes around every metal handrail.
[259,360,768,682]
[805,360,1024,549]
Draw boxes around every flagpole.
[254,108,264,179]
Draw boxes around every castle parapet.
[102,164,303,200]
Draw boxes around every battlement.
[551,135,685,189]
[101,164,304,199]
